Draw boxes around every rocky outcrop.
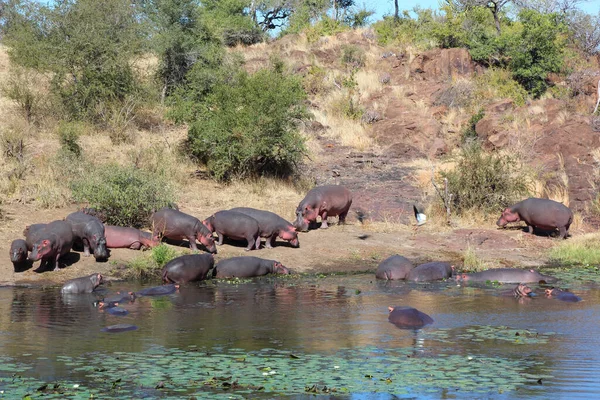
[410,48,477,80]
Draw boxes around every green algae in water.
[0,343,553,399]
[543,266,600,286]
[421,325,554,345]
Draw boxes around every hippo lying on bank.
[230,207,299,248]
[388,306,433,329]
[162,254,215,284]
[496,198,573,239]
[203,210,261,251]
[26,221,74,271]
[10,239,29,271]
[406,262,454,282]
[545,288,581,302]
[293,185,352,231]
[152,207,216,253]
[375,255,415,280]
[61,273,104,294]
[212,256,290,278]
[66,211,109,261]
[105,226,159,250]
[456,268,557,284]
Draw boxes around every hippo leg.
[53,252,61,271]
[245,236,256,251]
[339,210,348,225]
[526,224,534,234]
[266,235,276,249]
[129,242,143,250]
[216,233,224,246]
[82,238,91,257]
[187,236,199,251]
[559,225,568,239]
[320,211,329,229]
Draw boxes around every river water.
[0,271,598,399]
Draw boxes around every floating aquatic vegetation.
[421,325,554,345]
[0,343,552,399]
[542,266,600,286]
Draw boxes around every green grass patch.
[548,234,600,267]
[118,244,180,281]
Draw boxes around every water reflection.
[0,274,598,398]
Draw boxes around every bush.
[305,16,348,42]
[330,93,364,120]
[340,45,365,70]
[303,65,330,95]
[461,109,485,142]
[474,69,528,106]
[123,244,179,280]
[0,68,49,125]
[187,64,309,181]
[441,141,531,214]
[57,121,84,158]
[70,163,176,228]
[434,79,475,109]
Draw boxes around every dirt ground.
[0,201,554,288]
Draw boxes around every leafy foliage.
[71,163,175,228]
[57,121,84,158]
[441,141,532,214]
[187,63,309,181]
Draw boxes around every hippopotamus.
[23,223,47,250]
[61,273,104,294]
[98,292,136,308]
[456,268,557,284]
[28,220,74,271]
[375,255,415,280]
[106,307,129,316]
[101,324,138,333]
[496,198,573,239]
[406,262,453,282]
[504,283,533,298]
[212,256,290,278]
[10,239,29,271]
[152,207,216,253]
[66,211,109,260]
[230,207,299,248]
[105,225,159,250]
[162,254,215,284]
[203,210,261,251]
[293,185,352,231]
[545,288,581,302]
[388,306,434,329]
[136,284,179,297]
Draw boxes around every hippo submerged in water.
[293,185,352,231]
[456,268,557,284]
[162,254,214,284]
[388,306,433,329]
[496,198,573,239]
[375,255,415,280]
[61,273,104,294]
[545,288,581,302]
[406,262,454,282]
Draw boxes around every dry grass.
[355,70,382,100]
[311,106,374,151]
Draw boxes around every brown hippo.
[496,198,573,239]
[152,207,216,253]
[27,220,75,271]
[66,211,109,261]
[230,207,299,248]
[456,268,557,284]
[61,273,104,294]
[105,226,159,250]
[503,283,533,298]
[388,306,433,329]
[545,288,581,302]
[203,210,261,251]
[293,185,352,231]
[406,262,454,282]
[162,254,215,284]
[212,256,290,278]
[10,239,29,271]
[375,255,415,280]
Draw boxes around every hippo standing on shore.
[152,207,216,253]
[61,273,104,294]
[456,268,557,284]
[293,185,352,231]
[230,207,299,248]
[545,288,581,302]
[10,239,29,271]
[105,226,159,250]
[496,198,573,239]
[27,220,74,271]
[162,254,215,284]
[388,306,433,329]
[203,210,261,251]
[66,211,109,261]
[212,256,290,278]
[375,255,415,280]
[406,262,454,282]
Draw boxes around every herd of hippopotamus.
[8,184,580,330]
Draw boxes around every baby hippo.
[213,256,289,278]
[388,306,433,329]
[545,288,581,302]
[203,210,261,251]
[504,283,533,298]
[61,273,104,294]
[10,239,29,271]
[162,254,215,284]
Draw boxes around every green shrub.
[441,141,531,214]
[121,243,180,280]
[57,121,84,157]
[305,16,348,42]
[330,93,364,120]
[341,45,365,70]
[303,65,330,95]
[461,109,485,143]
[187,64,309,181]
[548,236,600,267]
[474,69,528,106]
[151,244,179,268]
[70,163,175,228]
[0,68,49,124]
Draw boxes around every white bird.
[413,205,427,226]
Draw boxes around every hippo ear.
[388,306,394,313]
[42,239,50,247]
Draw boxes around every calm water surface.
[0,272,599,399]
